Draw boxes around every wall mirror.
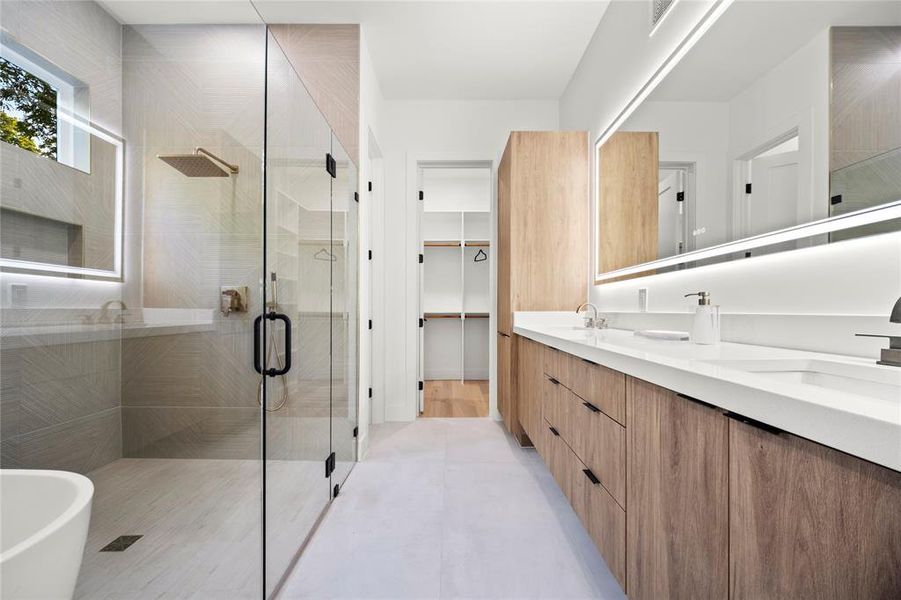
[595,0,901,283]
[0,34,123,279]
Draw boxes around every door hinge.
[368,250,372,260]
[353,191,359,203]
[418,253,424,264]
[368,319,373,330]
[831,194,843,205]
[326,153,337,178]
[325,451,336,477]
[368,387,373,399]
[418,190,424,201]
[353,425,359,438]
[745,182,752,194]
[368,181,372,192]
[333,483,340,498]
[419,318,424,328]
[418,381,424,391]
[676,191,685,202]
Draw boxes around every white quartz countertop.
[514,312,900,471]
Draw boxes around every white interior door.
[657,169,684,258]
[745,150,800,237]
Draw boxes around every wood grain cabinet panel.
[543,345,571,389]
[729,418,901,600]
[515,336,544,442]
[571,358,625,424]
[626,377,729,600]
[547,425,574,502]
[571,448,627,589]
[496,132,588,439]
[497,332,512,429]
[570,394,625,508]
[542,376,572,443]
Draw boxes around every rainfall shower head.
[157,147,239,177]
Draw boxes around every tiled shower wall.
[0,0,124,475]
[120,25,266,459]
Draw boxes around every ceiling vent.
[650,0,676,31]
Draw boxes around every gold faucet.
[99,299,128,324]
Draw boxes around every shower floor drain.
[100,535,143,552]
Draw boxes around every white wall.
[621,100,730,247]
[376,100,559,422]
[560,0,901,360]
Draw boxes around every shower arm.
[195,147,239,174]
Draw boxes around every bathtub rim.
[0,469,94,564]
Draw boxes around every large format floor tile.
[278,418,625,599]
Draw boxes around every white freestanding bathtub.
[1,470,93,600]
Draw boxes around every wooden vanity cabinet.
[497,332,512,431]
[729,418,901,600]
[570,357,625,424]
[570,452,627,588]
[626,377,729,600]
[571,393,626,508]
[515,336,544,443]
[523,338,901,600]
[496,131,588,443]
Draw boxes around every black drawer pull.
[582,401,600,413]
[548,377,560,385]
[677,393,717,410]
[581,358,598,366]
[725,412,782,435]
[583,469,600,485]
[548,426,560,437]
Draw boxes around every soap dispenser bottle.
[684,291,720,345]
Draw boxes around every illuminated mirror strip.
[0,110,124,280]
[595,199,901,282]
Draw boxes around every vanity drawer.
[542,421,574,502]
[543,345,572,389]
[570,446,627,589]
[571,394,626,507]
[571,357,626,425]
[542,374,573,442]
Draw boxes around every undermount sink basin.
[703,358,901,402]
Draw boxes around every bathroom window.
[0,38,90,172]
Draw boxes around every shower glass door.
[331,137,359,487]
[263,31,333,596]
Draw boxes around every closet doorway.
[417,162,492,418]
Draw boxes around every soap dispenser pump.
[684,291,720,345]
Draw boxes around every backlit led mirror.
[595,1,901,282]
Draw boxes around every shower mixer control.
[220,286,248,317]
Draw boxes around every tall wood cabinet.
[496,131,589,442]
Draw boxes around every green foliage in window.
[0,57,57,158]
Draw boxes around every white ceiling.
[651,0,901,103]
[100,1,611,100]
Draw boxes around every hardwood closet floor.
[422,380,489,417]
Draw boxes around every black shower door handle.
[253,312,292,376]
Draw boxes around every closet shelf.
[464,313,489,318]
[424,312,462,319]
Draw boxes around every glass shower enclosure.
[0,6,358,598]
